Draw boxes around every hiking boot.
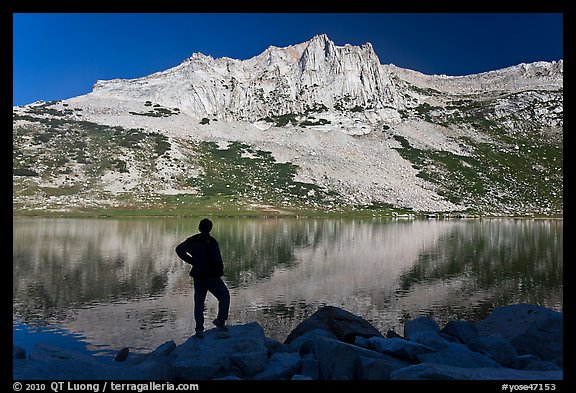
[212,319,228,332]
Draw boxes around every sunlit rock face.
[86,34,562,128]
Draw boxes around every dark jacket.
[175,233,224,278]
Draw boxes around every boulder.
[466,335,519,368]
[416,342,501,368]
[522,360,562,371]
[476,304,563,361]
[135,340,178,379]
[134,359,175,380]
[265,337,295,355]
[114,347,130,362]
[314,336,390,380]
[404,317,448,350]
[391,362,563,380]
[357,355,413,380]
[13,345,26,360]
[284,306,382,344]
[517,354,542,369]
[441,320,479,344]
[289,328,337,355]
[404,316,441,336]
[251,352,302,380]
[148,340,177,359]
[173,322,268,379]
[356,336,434,362]
[300,354,319,379]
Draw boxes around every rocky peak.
[86,34,405,121]
[84,34,561,127]
[298,34,338,69]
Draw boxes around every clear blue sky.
[13,13,563,106]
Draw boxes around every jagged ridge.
[88,34,562,123]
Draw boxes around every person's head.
[198,218,213,234]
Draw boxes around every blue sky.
[13,13,563,106]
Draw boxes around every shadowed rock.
[404,316,448,350]
[314,336,391,380]
[173,322,268,379]
[284,305,382,344]
[13,345,26,360]
[441,320,479,344]
[114,347,130,362]
[13,304,563,381]
[355,336,435,362]
[416,342,501,368]
[391,362,563,380]
[467,335,519,368]
[476,304,563,361]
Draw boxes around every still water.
[13,217,563,356]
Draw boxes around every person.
[175,218,230,338]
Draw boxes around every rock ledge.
[13,304,562,380]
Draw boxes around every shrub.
[14,168,39,177]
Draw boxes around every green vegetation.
[261,113,298,127]
[13,168,39,177]
[129,102,180,118]
[300,118,330,127]
[12,94,562,218]
[304,102,328,113]
[192,141,339,208]
[333,94,370,112]
[13,105,173,206]
[392,89,563,215]
[392,130,563,215]
[261,102,331,127]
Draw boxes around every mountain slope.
[13,34,563,216]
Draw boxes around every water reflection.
[13,217,563,353]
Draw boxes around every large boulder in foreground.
[314,335,404,380]
[173,322,268,379]
[284,306,382,344]
[476,304,563,361]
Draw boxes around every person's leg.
[207,277,230,326]
[193,279,208,333]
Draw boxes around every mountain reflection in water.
[13,217,562,353]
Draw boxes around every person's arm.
[175,239,194,265]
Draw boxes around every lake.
[12,217,563,357]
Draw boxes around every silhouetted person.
[176,218,230,338]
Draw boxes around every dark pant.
[193,277,230,332]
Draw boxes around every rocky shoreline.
[13,303,562,380]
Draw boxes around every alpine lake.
[13,216,563,358]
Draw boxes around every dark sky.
[13,13,563,106]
